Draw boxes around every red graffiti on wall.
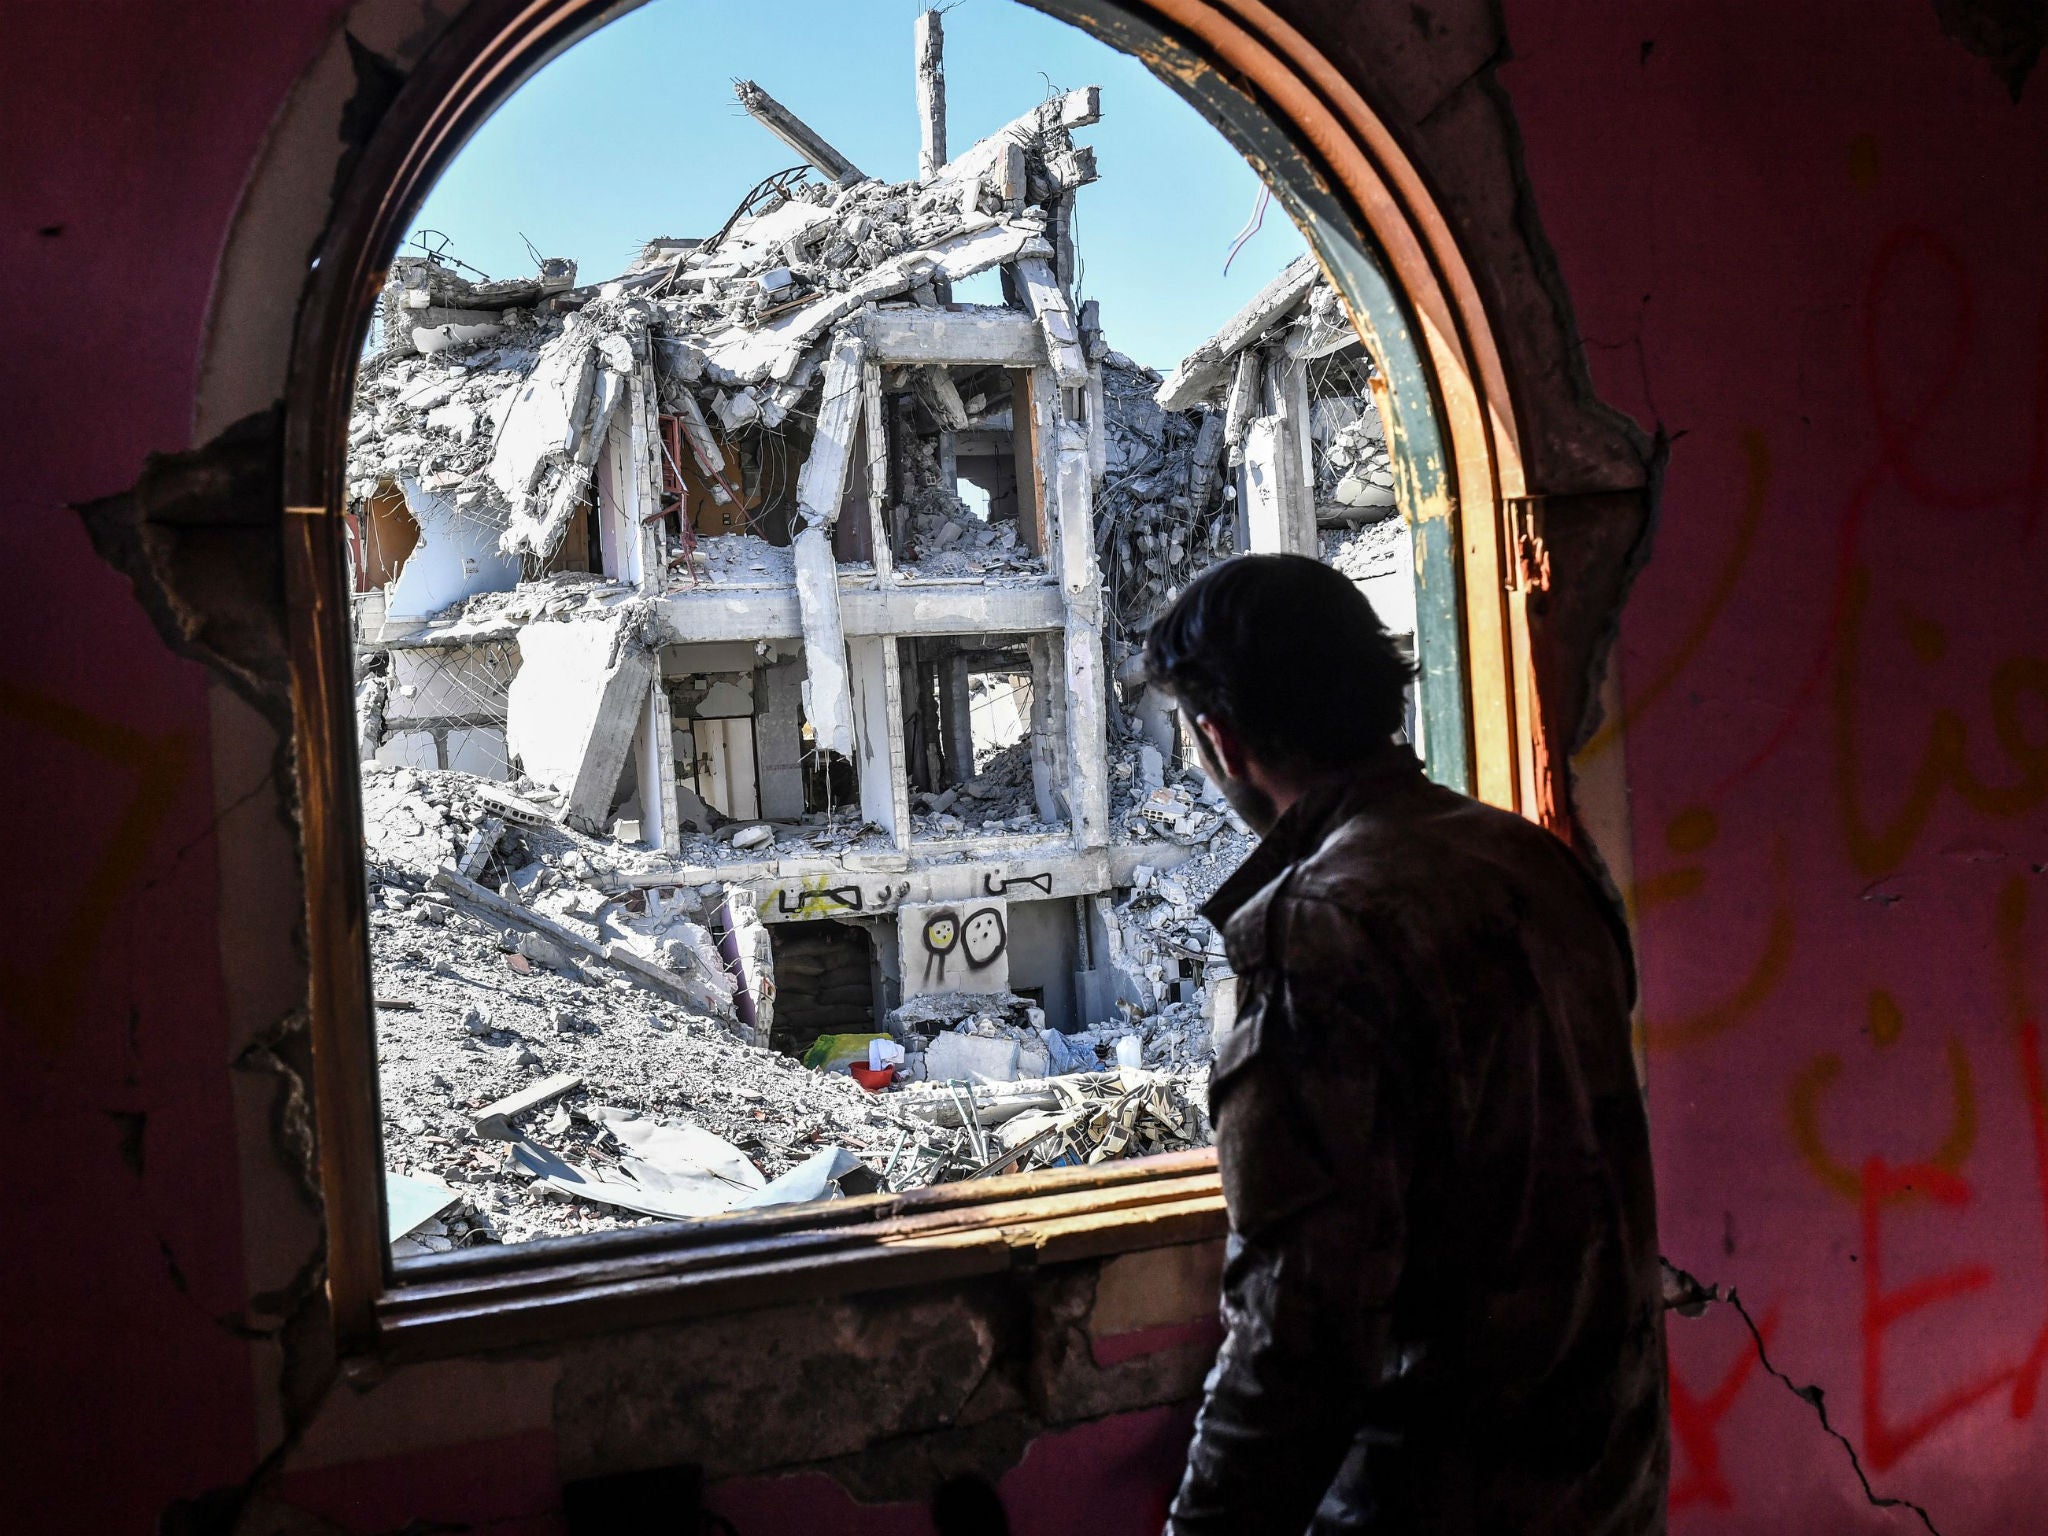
[1844,1025,2048,1478]
[1669,1304,1780,1510]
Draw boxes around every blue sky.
[407,0,1307,371]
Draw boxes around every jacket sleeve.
[1167,897,1422,1536]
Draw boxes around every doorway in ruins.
[324,0,1470,1264]
[767,920,881,1056]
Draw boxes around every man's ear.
[1196,713,1251,783]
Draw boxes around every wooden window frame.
[283,0,1545,1360]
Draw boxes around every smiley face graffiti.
[918,904,1006,987]
[960,906,1007,969]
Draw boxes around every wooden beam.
[372,1156,1225,1360]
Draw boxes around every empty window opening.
[897,634,1062,839]
[969,669,1033,772]
[884,365,1043,578]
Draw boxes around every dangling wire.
[1221,183,1270,277]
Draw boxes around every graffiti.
[775,875,865,918]
[983,870,1054,897]
[918,904,1007,987]
[961,907,1006,967]
[1637,832,1797,1053]
[1769,879,2048,1476]
[1833,568,2048,878]
[1669,1303,1781,1511]
[1857,1157,2006,1471]
[1555,200,2048,1514]
[1787,1004,1977,1204]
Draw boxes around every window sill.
[370,1149,1224,1366]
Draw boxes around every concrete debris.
[909,738,1049,835]
[473,1071,585,1141]
[888,1069,1206,1183]
[1094,353,1236,635]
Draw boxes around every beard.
[1191,729,1280,836]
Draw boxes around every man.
[1149,556,1667,1535]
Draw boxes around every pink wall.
[6,0,2048,1530]
[1506,2,2048,1526]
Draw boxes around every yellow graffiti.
[1637,836,1796,1053]
[1787,1026,1977,1204]
[1836,568,2048,877]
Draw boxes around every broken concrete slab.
[473,1072,585,1141]
[505,612,653,833]
[1155,253,1320,411]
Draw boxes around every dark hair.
[1141,553,1416,774]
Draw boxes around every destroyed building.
[346,37,1412,1243]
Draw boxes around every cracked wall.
[10,0,2048,1533]
[1497,0,2048,1529]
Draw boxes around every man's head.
[1141,553,1415,833]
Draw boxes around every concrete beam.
[755,657,807,820]
[732,78,864,186]
[939,651,974,783]
[863,306,1045,368]
[790,329,868,759]
[655,577,1065,646]
[1269,343,1318,558]
[1156,254,1319,411]
[633,682,681,854]
[795,329,867,534]
[847,634,909,846]
[1051,422,1109,846]
[1015,257,1088,389]
[793,528,854,758]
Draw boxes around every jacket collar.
[1200,745,1427,931]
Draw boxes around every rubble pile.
[886,1068,1207,1185]
[898,437,1041,578]
[910,738,1051,836]
[1321,518,1409,585]
[1313,403,1397,518]
[1096,354,1233,633]
[366,766,927,1243]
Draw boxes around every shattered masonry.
[349,21,1416,1252]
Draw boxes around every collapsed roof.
[348,81,1103,566]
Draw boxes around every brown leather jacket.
[1168,751,1668,1535]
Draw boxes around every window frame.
[283,0,1547,1359]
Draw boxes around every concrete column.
[1027,632,1063,824]
[938,651,974,783]
[847,634,909,847]
[633,682,681,854]
[755,656,807,820]
[1267,343,1318,558]
[1050,420,1109,847]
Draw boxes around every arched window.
[221,0,1599,1355]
